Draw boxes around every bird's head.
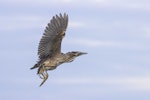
[65,51,87,62]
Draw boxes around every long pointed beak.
[79,52,88,55]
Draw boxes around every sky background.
[1,0,150,100]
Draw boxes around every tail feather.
[30,64,38,70]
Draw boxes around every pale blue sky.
[1,0,150,100]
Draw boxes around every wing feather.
[38,13,68,59]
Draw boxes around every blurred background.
[1,0,150,100]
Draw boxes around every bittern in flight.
[30,13,87,86]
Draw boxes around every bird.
[30,13,87,86]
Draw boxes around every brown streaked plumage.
[31,13,87,86]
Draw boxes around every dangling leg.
[38,67,45,79]
[39,69,48,79]
[39,70,48,86]
[39,67,49,86]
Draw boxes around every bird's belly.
[43,59,61,70]
[45,66,57,70]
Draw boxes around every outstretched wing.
[38,13,68,59]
